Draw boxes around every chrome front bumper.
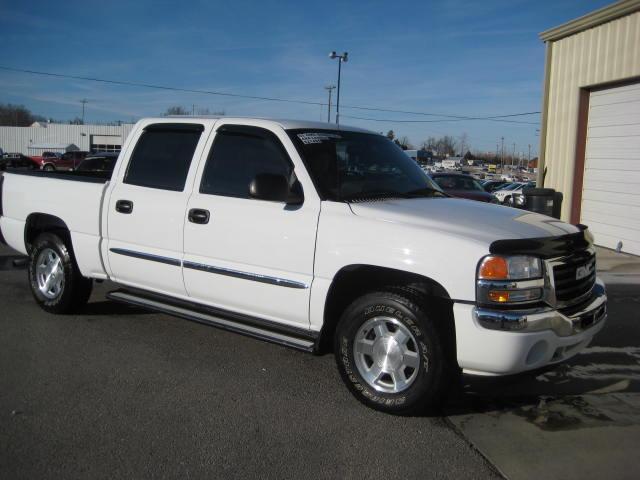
[473,278,607,337]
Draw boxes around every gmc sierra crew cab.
[0,117,607,414]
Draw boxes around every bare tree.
[397,136,412,150]
[163,105,190,116]
[196,107,226,116]
[459,132,469,156]
[0,103,42,126]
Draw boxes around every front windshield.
[287,129,444,201]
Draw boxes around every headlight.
[476,255,544,306]
[478,255,541,280]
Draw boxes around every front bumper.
[453,279,607,376]
[474,279,606,337]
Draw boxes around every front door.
[182,124,320,329]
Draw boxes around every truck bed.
[0,169,110,278]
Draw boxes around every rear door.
[106,122,207,296]
[182,123,320,329]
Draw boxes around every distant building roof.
[28,142,79,151]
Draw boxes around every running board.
[106,290,316,352]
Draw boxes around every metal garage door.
[581,82,640,256]
[90,134,122,153]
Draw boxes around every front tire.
[28,233,92,313]
[334,291,453,415]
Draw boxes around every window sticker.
[297,132,342,144]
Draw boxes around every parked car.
[482,180,511,193]
[29,151,62,170]
[493,182,526,204]
[494,182,536,205]
[1,153,39,171]
[0,118,607,414]
[75,153,119,174]
[507,182,537,207]
[430,173,497,203]
[31,151,88,171]
[60,151,89,170]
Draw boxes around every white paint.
[582,82,640,256]
[0,116,609,378]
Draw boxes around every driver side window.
[200,126,293,198]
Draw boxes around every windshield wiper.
[342,191,404,202]
[343,187,448,202]
[401,187,448,198]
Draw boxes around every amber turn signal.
[478,256,509,280]
[488,290,510,303]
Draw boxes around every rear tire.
[28,233,92,314]
[334,290,454,415]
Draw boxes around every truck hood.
[348,197,579,244]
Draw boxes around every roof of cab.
[158,116,376,134]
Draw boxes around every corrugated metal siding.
[544,11,640,221]
[0,124,135,154]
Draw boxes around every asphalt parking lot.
[1,243,639,479]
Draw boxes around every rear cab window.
[124,123,204,191]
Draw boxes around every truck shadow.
[0,254,28,271]
[81,300,151,316]
[443,345,640,429]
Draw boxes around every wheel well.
[24,213,71,254]
[318,265,456,358]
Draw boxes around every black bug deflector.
[489,225,592,259]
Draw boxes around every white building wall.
[0,123,135,155]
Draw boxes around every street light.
[324,85,336,123]
[329,51,348,125]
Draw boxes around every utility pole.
[500,136,504,173]
[528,144,531,171]
[192,104,195,115]
[329,51,348,125]
[324,85,336,123]
[80,99,88,124]
[512,143,516,169]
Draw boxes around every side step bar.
[107,290,317,352]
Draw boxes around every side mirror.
[249,173,303,204]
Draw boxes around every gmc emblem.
[576,261,594,281]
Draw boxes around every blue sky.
[0,0,612,155]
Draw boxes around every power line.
[0,65,326,107]
[0,65,541,123]
[344,105,539,120]
[341,114,539,126]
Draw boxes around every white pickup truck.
[0,118,607,414]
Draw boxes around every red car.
[30,151,88,171]
[430,173,498,203]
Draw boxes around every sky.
[0,0,613,156]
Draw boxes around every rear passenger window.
[124,124,203,191]
[200,126,292,198]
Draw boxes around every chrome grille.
[553,250,596,303]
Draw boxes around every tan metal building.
[538,0,640,255]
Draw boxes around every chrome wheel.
[353,316,422,393]
[36,248,64,299]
